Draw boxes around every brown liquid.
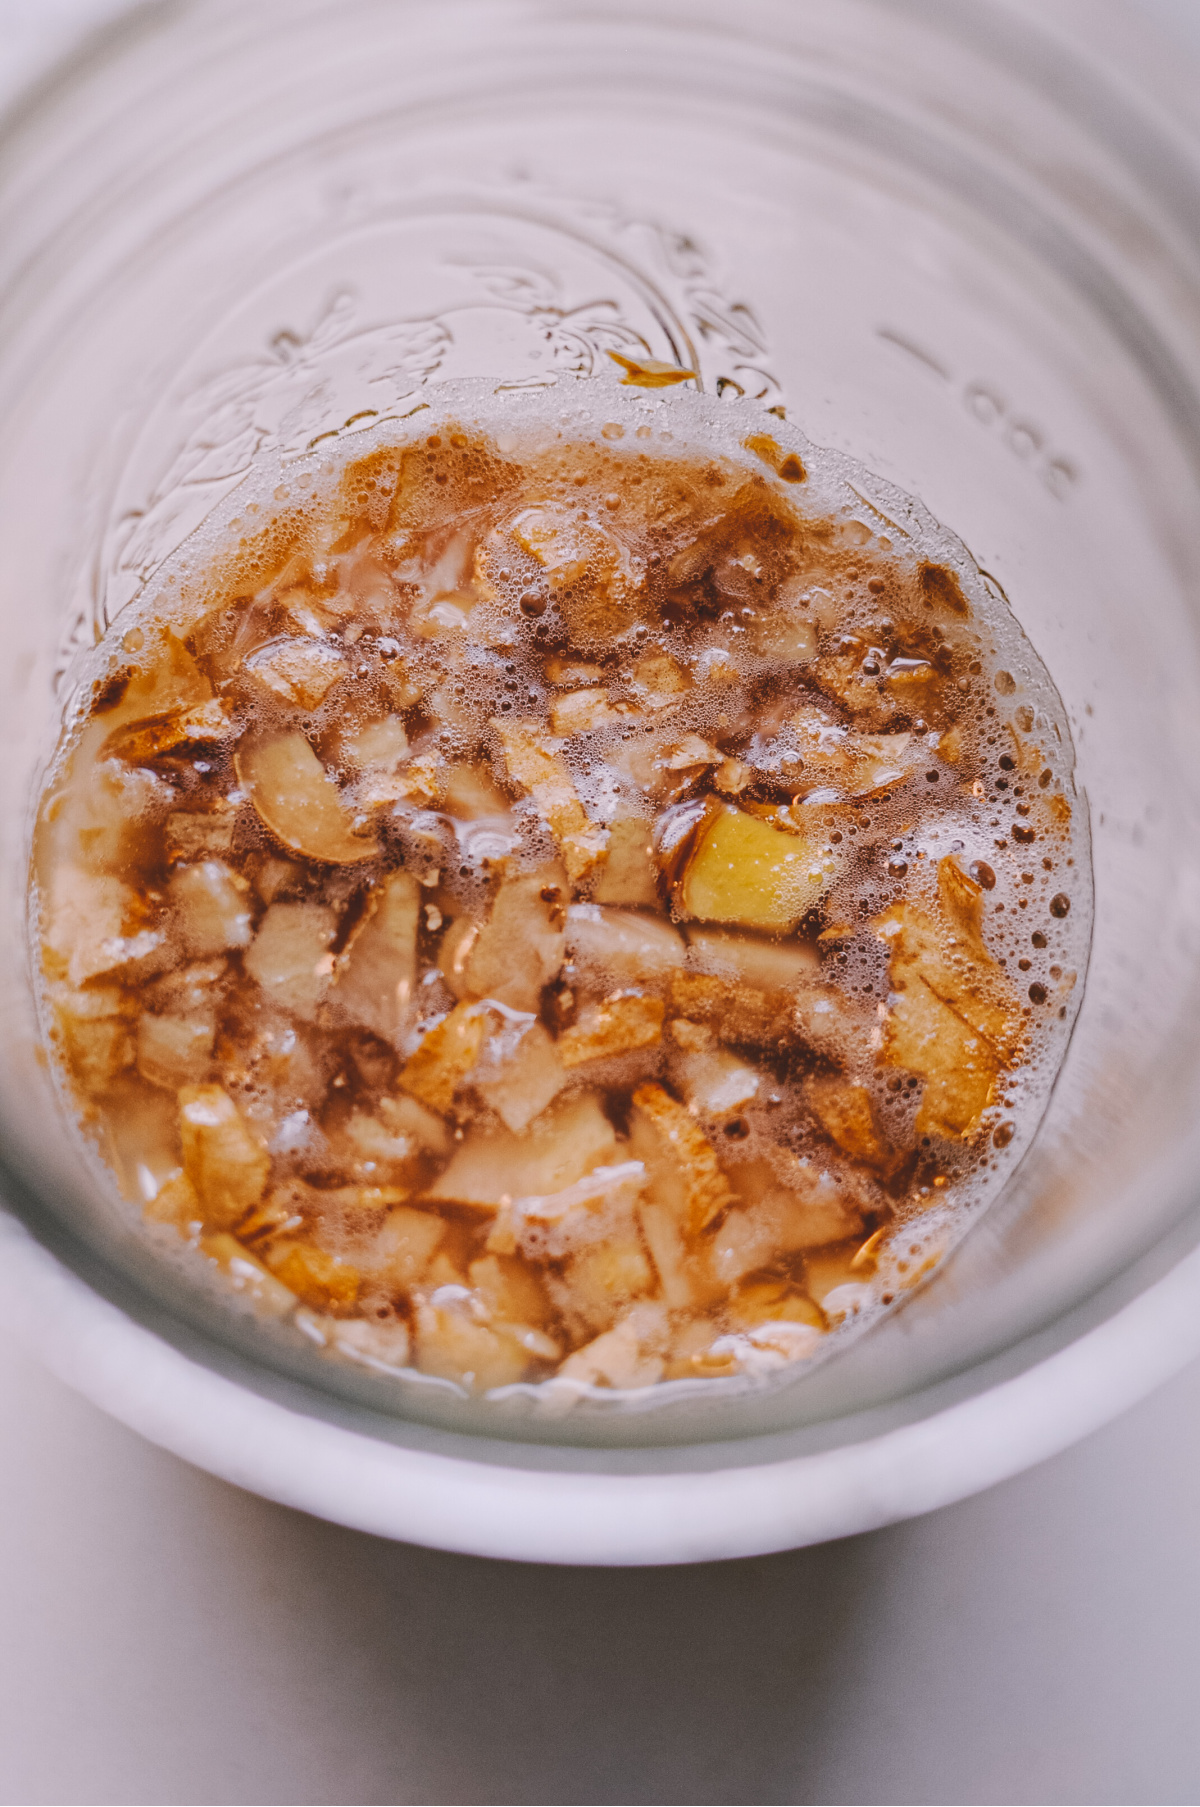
[32,414,1083,1394]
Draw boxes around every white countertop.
[3,5,1200,1802]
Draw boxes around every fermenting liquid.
[32,387,1089,1397]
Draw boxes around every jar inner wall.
[0,0,1199,1447]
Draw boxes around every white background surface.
[3,5,1200,1802]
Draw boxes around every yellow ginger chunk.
[264,1240,360,1312]
[493,719,608,881]
[399,1001,488,1116]
[178,1083,270,1228]
[628,1082,733,1236]
[244,636,346,709]
[332,869,419,1041]
[875,856,1022,1138]
[558,991,664,1067]
[805,1076,891,1168]
[235,732,376,865]
[679,805,835,932]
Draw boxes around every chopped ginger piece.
[629,1082,733,1236]
[412,1289,533,1391]
[805,1076,890,1168]
[488,1160,646,1263]
[428,1092,618,1209]
[608,351,697,389]
[558,991,664,1067]
[732,1280,825,1331]
[554,1241,655,1338]
[468,1253,552,1330]
[493,719,608,881]
[44,868,160,988]
[566,904,685,986]
[244,900,336,1022]
[137,1012,214,1091]
[545,654,606,687]
[549,687,622,736]
[398,1001,488,1116]
[630,649,690,705]
[51,984,136,1092]
[143,1168,202,1232]
[461,873,566,1012]
[471,1018,567,1133]
[201,1232,296,1313]
[592,817,658,907]
[178,1083,270,1228]
[557,1301,669,1387]
[332,869,419,1041]
[265,1240,360,1312]
[372,1205,446,1291]
[245,636,346,709]
[327,1316,412,1373]
[168,860,252,958]
[710,1161,865,1287]
[672,1044,760,1118]
[875,856,1022,1137]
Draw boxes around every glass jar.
[1,0,1199,1560]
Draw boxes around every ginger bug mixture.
[32,390,1088,1400]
